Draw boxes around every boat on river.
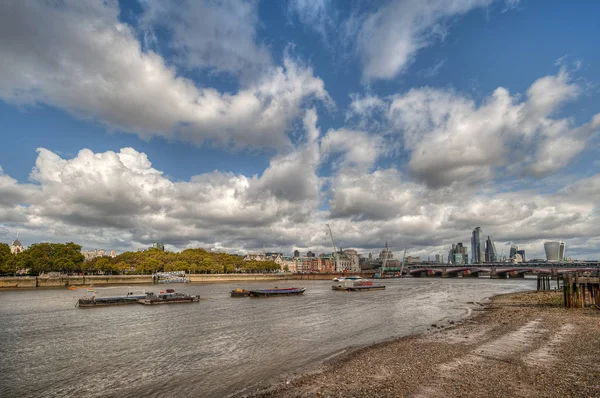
[249,287,306,297]
[230,288,251,297]
[138,289,200,305]
[332,278,385,291]
[76,291,150,307]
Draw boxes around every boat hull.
[77,295,147,307]
[347,285,386,291]
[230,290,251,297]
[249,287,306,297]
[139,296,199,305]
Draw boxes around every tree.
[139,258,160,274]
[0,243,12,275]
[94,258,112,274]
[116,261,130,274]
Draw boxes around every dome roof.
[11,239,22,247]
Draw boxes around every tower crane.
[399,247,408,277]
[325,224,339,272]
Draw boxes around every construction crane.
[325,224,338,272]
[398,247,408,277]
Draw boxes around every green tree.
[0,243,12,275]
[139,258,160,274]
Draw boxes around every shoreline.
[248,290,600,397]
[0,273,345,289]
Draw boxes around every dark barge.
[249,287,306,297]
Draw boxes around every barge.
[138,289,200,305]
[249,287,306,297]
[77,292,149,307]
[230,288,251,297]
[76,289,199,307]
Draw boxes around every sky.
[1,0,599,260]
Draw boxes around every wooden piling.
[563,272,600,308]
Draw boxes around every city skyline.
[0,1,599,261]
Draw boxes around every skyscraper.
[449,242,468,265]
[471,227,483,264]
[544,241,565,262]
[509,244,518,260]
[484,236,497,262]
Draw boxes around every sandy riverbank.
[250,291,600,397]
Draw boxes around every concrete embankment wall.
[0,273,345,288]
[0,275,152,288]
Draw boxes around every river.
[0,278,535,397]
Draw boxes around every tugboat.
[249,287,306,297]
[138,289,200,305]
[230,288,251,297]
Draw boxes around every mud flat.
[250,291,600,398]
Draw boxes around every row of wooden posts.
[562,273,600,309]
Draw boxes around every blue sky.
[0,0,599,260]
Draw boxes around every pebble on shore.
[250,291,600,398]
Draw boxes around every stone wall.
[0,273,351,288]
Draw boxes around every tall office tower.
[471,227,483,264]
[509,244,518,259]
[559,242,565,261]
[449,242,468,264]
[484,236,498,262]
[544,241,565,262]
[516,250,526,262]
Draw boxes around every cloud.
[287,0,336,42]
[0,0,330,150]
[356,0,492,81]
[0,146,599,259]
[320,128,383,172]
[140,0,271,79]
[378,69,600,187]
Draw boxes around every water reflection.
[0,278,535,397]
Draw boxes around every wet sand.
[250,291,600,397]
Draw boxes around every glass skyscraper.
[471,227,483,264]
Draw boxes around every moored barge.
[138,289,200,305]
[77,292,149,307]
[249,287,306,297]
[230,288,251,297]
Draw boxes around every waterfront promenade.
[0,272,339,288]
[253,291,600,398]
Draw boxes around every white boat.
[332,276,366,282]
[332,277,385,291]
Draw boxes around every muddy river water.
[0,278,535,397]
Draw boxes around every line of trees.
[0,243,281,276]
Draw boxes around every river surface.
[0,278,535,397]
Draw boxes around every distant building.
[471,227,483,264]
[449,243,468,265]
[544,241,565,262]
[406,256,421,264]
[10,236,23,254]
[379,242,394,261]
[509,244,518,260]
[484,236,497,262]
[306,250,316,258]
[83,249,105,261]
[293,249,300,258]
[435,254,442,264]
[516,250,525,262]
[152,242,165,251]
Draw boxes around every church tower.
[10,233,23,254]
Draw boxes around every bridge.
[400,263,600,278]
